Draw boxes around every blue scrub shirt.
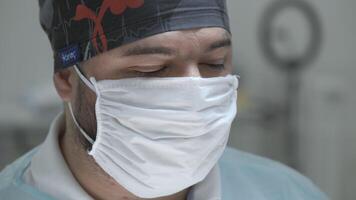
[0,146,329,199]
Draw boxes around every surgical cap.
[38,0,231,71]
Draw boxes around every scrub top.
[0,113,329,200]
[0,146,329,200]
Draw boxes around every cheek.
[226,64,234,74]
[86,89,97,108]
[76,82,98,139]
[199,68,230,78]
[225,52,234,73]
[76,81,97,123]
[76,80,97,106]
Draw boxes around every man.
[0,0,329,199]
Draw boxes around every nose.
[172,63,201,78]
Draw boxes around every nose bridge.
[175,45,202,77]
[171,32,203,77]
[174,62,201,77]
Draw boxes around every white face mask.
[68,65,239,198]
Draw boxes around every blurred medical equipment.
[258,0,322,168]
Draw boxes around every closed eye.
[132,63,226,77]
[132,66,168,76]
[204,63,225,70]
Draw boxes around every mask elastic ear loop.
[73,64,96,92]
[67,102,95,145]
[229,74,240,90]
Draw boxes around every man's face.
[67,27,233,146]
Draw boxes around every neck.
[60,114,189,200]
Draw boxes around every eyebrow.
[122,45,176,57]
[206,37,231,52]
[121,34,231,57]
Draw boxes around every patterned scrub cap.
[38,0,231,72]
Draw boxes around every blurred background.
[0,0,355,199]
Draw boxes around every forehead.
[106,27,231,56]
[79,27,232,70]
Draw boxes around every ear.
[53,67,77,102]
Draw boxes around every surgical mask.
[68,65,239,198]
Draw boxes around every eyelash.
[206,63,226,70]
[135,64,226,76]
[133,66,168,76]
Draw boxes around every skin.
[53,27,234,200]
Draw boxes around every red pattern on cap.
[74,0,144,53]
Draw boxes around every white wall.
[0,1,53,103]
[0,1,60,129]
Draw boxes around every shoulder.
[0,147,44,199]
[218,147,329,200]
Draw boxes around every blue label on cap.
[58,44,80,66]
